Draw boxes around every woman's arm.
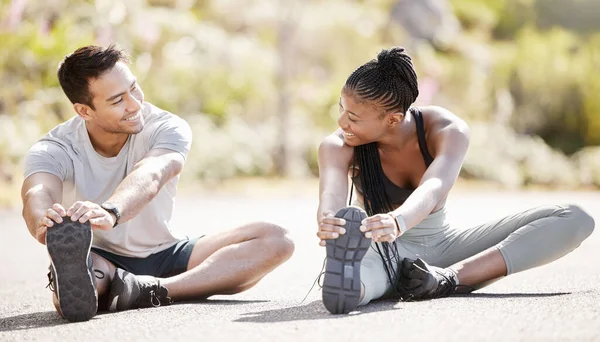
[316,130,354,245]
[391,106,470,230]
[360,106,470,242]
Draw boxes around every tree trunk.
[274,1,298,176]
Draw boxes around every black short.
[91,237,202,277]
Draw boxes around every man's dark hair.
[57,44,129,109]
[344,47,420,296]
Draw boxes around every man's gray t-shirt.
[23,102,192,258]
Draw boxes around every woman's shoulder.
[318,129,353,163]
[320,129,347,148]
[417,106,470,153]
[416,105,469,134]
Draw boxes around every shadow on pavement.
[457,292,571,298]
[187,299,270,305]
[0,311,69,331]
[234,299,400,323]
[0,299,270,331]
[233,292,572,323]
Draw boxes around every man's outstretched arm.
[67,148,185,228]
[21,172,65,244]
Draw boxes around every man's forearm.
[104,158,177,225]
[22,190,54,243]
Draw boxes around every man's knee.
[254,222,295,262]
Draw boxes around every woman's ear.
[388,112,404,126]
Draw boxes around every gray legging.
[353,203,595,305]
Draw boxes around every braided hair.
[344,47,419,295]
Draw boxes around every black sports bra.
[351,108,434,206]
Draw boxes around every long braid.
[354,142,393,215]
[345,47,420,296]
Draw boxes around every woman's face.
[337,90,389,146]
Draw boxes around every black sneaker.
[107,268,172,311]
[46,218,97,322]
[397,258,460,300]
[322,207,370,314]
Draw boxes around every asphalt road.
[1,187,599,341]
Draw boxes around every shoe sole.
[322,207,370,314]
[46,219,97,322]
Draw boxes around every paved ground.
[1,186,599,341]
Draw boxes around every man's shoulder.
[142,102,190,132]
[24,116,81,180]
[30,116,82,153]
[144,102,178,121]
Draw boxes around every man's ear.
[73,103,93,121]
[388,112,404,126]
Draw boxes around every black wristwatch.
[101,202,121,228]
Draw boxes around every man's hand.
[66,201,115,231]
[36,203,67,244]
[317,210,347,247]
[360,213,401,243]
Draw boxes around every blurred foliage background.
[1,0,600,206]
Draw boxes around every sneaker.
[107,268,172,311]
[46,218,97,322]
[397,258,460,300]
[322,206,370,314]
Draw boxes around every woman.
[316,47,595,315]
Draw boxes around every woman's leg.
[359,238,424,305]
[442,204,593,283]
[344,201,422,306]
[400,204,594,298]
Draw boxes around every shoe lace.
[145,280,173,307]
[149,290,161,307]
[46,270,55,292]
[47,269,105,292]
[298,257,326,305]
[430,270,458,298]
[395,261,476,301]
[431,270,477,298]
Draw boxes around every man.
[21,45,295,322]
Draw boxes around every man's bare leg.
[162,222,295,300]
[91,253,117,295]
[87,222,294,310]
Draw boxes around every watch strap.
[394,214,407,236]
[101,203,120,228]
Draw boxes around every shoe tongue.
[439,269,458,286]
[137,276,171,298]
[157,281,169,297]
[135,276,172,306]
[136,276,159,291]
